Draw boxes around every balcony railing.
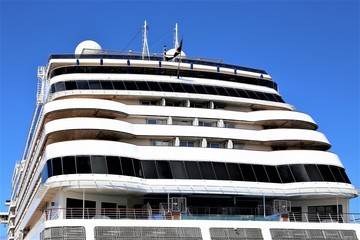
[43,208,360,224]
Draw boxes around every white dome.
[166,48,186,58]
[75,40,102,55]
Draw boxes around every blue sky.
[0,0,359,233]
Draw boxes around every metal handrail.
[44,208,360,223]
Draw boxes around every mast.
[142,20,150,60]
[174,23,179,49]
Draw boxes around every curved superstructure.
[4,28,359,240]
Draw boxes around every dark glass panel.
[277,165,295,183]
[212,162,230,180]
[63,156,76,174]
[76,80,89,89]
[273,95,284,102]
[101,202,117,219]
[42,162,49,183]
[133,159,143,178]
[193,85,207,94]
[147,81,162,91]
[55,82,65,92]
[256,92,270,101]
[304,164,323,181]
[170,161,188,179]
[142,161,158,179]
[264,165,282,183]
[121,157,135,176]
[169,83,186,92]
[246,91,260,100]
[235,89,250,98]
[47,160,53,177]
[51,84,56,93]
[106,156,122,175]
[185,161,202,179]
[226,163,244,181]
[264,93,277,102]
[252,165,269,182]
[240,164,257,181]
[290,165,310,182]
[88,80,102,89]
[329,166,345,183]
[124,81,138,90]
[136,81,150,91]
[182,84,197,93]
[317,165,335,182]
[225,87,240,97]
[199,162,216,179]
[65,81,77,90]
[112,80,126,90]
[215,87,230,96]
[100,81,114,90]
[159,82,174,92]
[203,85,219,95]
[66,198,96,219]
[76,156,91,173]
[52,157,62,176]
[156,161,172,179]
[91,155,107,174]
[338,168,351,184]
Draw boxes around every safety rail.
[43,208,360,223]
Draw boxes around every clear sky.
[0,0,359,235]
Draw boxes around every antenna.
[142,20,150,60]
[174,23,179,49]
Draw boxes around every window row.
[42,155,351,184]
[49,65,277,91]
[50,79,284,103]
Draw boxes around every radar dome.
[75,40,102,55]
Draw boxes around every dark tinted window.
[89,80,101,89]
[304,164,323,181]
[63,156,76,174]
[156,161,172,179]
[170,83,186,92]
[121,157,135,176]
[77,80,89,89]
[265,165,282,183]
[216,87,229,96]
[136,81,150,91]
[225,87,240,97]
[317,165,335,182]
[142,161,158,179]
[185,161,202,179]
[159,82,174,92]
[100,81,114,90]
[199,162,216,180]
[170,161,188,179]
[133,159,143,178]
[235,89,249,98]
[106,156,122,175]
[65,81,77,90]
[193,85,207,94]
[91,155,107,174]
[124,81,138,90]
[112,80,126,90]
[182,84,197,93]
[52,157,62,176]
[76,156,91,173]
[55,82,65,92]
[246,91,259,99]
[203,86,219,95]
[226,163,243,181]
[240,164,257,181]
[47,160,53,177]
[277,165,295,183]
[329,166,345,183]
[290,164,310,182]
[212,162,230,180]
[147,81,162,91]
[252,165,269,182]
[338,168,351,184]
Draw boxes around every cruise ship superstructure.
[3,22,360,240]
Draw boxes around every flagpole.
[177,53,181,79]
